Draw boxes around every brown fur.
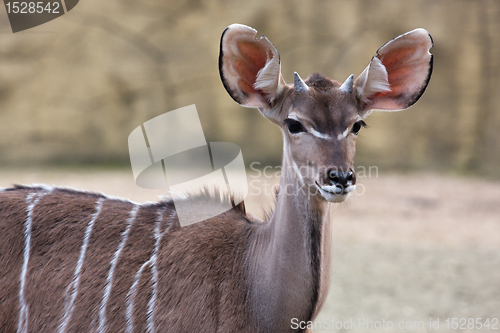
[0,185,255,333]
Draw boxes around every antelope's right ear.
[219,24,286,119]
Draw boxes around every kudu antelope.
[0,24,432,332]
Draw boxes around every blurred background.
[0,0,499,176]
[0,0,499,332]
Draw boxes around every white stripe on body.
[18,189,51,333]
[58,198,105,333]
[147,209,171,333]
[126,208,172,333]
[98,204,140,333]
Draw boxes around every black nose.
[328,169,354,187]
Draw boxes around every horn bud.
[294,72,309,92]
[339,74,354,93]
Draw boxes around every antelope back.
[0,185,252,333]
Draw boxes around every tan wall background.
[0,0,499,177]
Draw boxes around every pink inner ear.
[235,42,270,96]
[380,44,427,98]
[363,30,432,112]
[220,24,285,111]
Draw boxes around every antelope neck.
[247,149,331,331]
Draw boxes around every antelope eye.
[286,119,306,134]
[351,120,367,135]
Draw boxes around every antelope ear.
[353,28,433,117]
[219,24,286,120]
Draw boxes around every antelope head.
[219,24,433,203]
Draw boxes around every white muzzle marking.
[317,184,355,203]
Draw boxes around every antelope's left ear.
[353,28,433,117]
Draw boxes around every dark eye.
[351,120,367,135]
[286,119,306,134]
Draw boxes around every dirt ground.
[1,168,499,332]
